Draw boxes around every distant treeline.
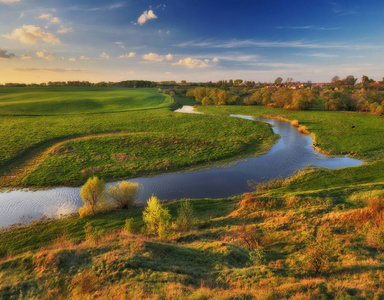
[1,80,157,88]
[186,86,384,114]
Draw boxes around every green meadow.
[0,87,172,115]
[1,89,384,299]
[0,88,276,187]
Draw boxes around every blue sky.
[1,0,384,83]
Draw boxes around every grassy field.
[0,87,172,115]
[0,89,277,187]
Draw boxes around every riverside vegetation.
[1,86,384,299]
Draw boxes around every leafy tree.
[175,200,196,231]
[79,177,107,216]
[143,195,171,237]
[274,77,283,85]
[108,181,139,209]
[331,75,340,84]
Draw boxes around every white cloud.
[38,14,60,24]
[137,10,157,25]
[142,53,173,62]
[1,0,22,3]
[38,13,52,20]
[4,25,60,45]
[36,50,55,61]
[50,17,60,24]
[119,52,136,58]
[80,56,89,61]
[21,54,32,60]
[212,57,219,63]
[57,27,72,34]
[100,52,110,59]
[172,57,210,69]
[69,57,76,62]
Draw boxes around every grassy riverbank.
[197,105,384,161]
[1,169,384,299]
[0,89,277,188]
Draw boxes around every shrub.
[108,181,139,209]
[84,222,103,244]
[366,224,384,251]
[305,230,336,274]
[234,223,266,250]
[175,200,196,231]
[291,120,300,127]
[124,218,139,234]
[143,195,171,238]
[79,177,107,216]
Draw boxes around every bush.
[175,200,196,231]
[305,230,336,274]
[143,195,171,238]
[84,222,103,244]
[79,177,108,217]
[124,218,139,234]
[108,181,139,209]
[366,224,384,251]
[234,223,266,250]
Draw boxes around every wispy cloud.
[12,68,85,72]
[0,49,15,59]
[308,53,338,58]
[116,42,126,50]
[329,1,357,16]
[276,25,340,31]
[100,52,110,59]
[36,50,55,61]
[119,52,136,59]
[4,25,60,45]
[69,2,126,12]
[57,27,72,34]
[176,39,383,51]
[0,0,22,3]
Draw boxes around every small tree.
[143,195,171,237]
[108,181,139,209]
[175,200,196,231]
[79,177,106,216]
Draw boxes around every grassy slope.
[1,103,384,299]
[0,91,276,187]
[0,87,172,115]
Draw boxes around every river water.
[0,106,363,228]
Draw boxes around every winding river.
[0,106,363,228]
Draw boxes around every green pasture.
[0,87,172,115]
[0,88,276,187]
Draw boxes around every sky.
[1,0,384,84]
